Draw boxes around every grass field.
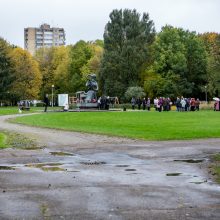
[12,111,220,140]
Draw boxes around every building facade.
[24,24,65,55]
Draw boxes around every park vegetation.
[0,9,220,105]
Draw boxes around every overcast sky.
[0,0,219,47]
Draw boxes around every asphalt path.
[0,114,220,220]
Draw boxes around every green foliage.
[100,9,155,98]
[125,86,146,100]
[145,26,207,98]
[0,38,14,102]
[68,40,103,93]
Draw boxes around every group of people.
[130,96,201,112]
[98,96,119,110]
[175,97,200,111]
[131,97,151,110]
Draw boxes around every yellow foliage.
[10,47,42,100]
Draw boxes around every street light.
[204,85,207,104]
[52,85,54,107]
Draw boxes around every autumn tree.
[10,48,42,100]
[68,40,103,93]
[100,9,155,98]
[200,33,220,97]
[52,46,71,94]
[34,47,56,97]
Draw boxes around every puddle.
[166,173,182,176]
[80,161,106,165]
[25,163,63,168]
[41,167,65,172]
[50,152,74,156]
[116,165,130,167]
[67,170,80,173]
[25,163,65,172]
[125,169,136,171]
[174,159,204,163]
[190,181,205,184]
[0,166,15,170]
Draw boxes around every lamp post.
[52,85,54,107]
[204,85,207,104]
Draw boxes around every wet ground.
[0,114,220,220]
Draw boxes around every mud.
[0,114,220,220]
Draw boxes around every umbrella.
[213,97,220,101]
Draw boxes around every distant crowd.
[98,96,119,110]
[131,97,201,112]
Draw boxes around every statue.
[86,74,98,91]
[76,73,99,108]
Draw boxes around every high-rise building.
[24,23,65,55]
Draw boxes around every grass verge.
[209,154,220,183]
[0,133,7,148]
[0,131,39,150]
[11,111,220,140]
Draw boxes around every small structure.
[76,74,98,109]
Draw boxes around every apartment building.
[24,23,65,55]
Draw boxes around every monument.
[76,74,99,108]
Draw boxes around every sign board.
[58,94,69,107]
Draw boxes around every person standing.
[146,98,151,111]
[195,98,200,111]
[180,97,186,112]
[154,97,158,111]
[190,98,196,111]
[137,97,142,110]
[131,97,136,110]
[44,94,49,112]
[142,98,146,110]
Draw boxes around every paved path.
[0,114,220,220]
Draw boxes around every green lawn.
[12,111,220,140]
[0,106,62,116]
[0,133,7,148]
[0,107,21,115]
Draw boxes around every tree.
[68,40,103,93]
[200,33,220,97]
[10,48,42,100]
[145,26,207,98]
[52,46,70,94]
[0,37,14,103]
[100,9,155,98]
[34,47,56,97]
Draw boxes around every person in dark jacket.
[137,97,142,110]
[142,98,146,110]
[44,94,49,112]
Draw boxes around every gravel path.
[0,113,220,220]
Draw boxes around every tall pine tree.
[99,9,155,98]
